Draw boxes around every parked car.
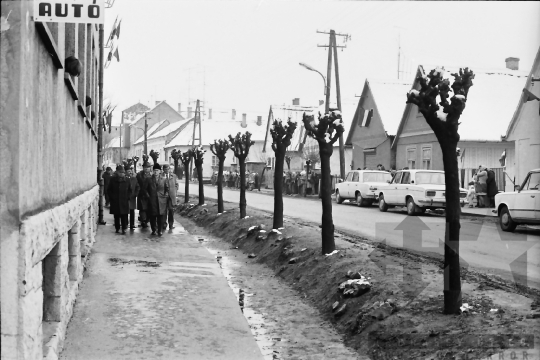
[377,170,468,215]
[494,169,540,232]
[335,170,393,206]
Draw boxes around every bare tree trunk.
[183,163,190,203]
[319,150,335,254]
[273,152,285,229]
[441,142,462,314]
[197,165,204,205]
[239,159,247,218]
[217,160,224,213]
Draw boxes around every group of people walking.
[103,161,178,236]
[283,170,318,196]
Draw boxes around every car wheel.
[356,192,365,207]
[499,206,517,232]
[336,190,344,204]
[406,198,417,216]
[378,195,388,212]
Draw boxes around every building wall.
[348,83,394,171]
[506,61,540,189]
[1,2,99,358]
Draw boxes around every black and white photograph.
[1,0,539,359]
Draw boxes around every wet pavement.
[60,211,263,360]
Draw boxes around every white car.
[494,169,540,232]
[335,170,393,206]
[378,169,468,215]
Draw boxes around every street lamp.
[299,62,327,95]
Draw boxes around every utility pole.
[97,23,106,225]
[189,100,202,177]
[316,29,349,180]
[144,111,151,156]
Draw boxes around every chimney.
[232,109,236,120]
[505,57,519,70]
[155,101,160,106]
[319,100,324,106]
[208,108,212,120]
[187,107,193,118]
[257,116,262,126]
[241,113,247,128]
[177,103,182,114]
[292,98,300,106]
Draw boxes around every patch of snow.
[325,250,339,257]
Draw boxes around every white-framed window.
[212,155,218,167]
[232,156,237,164]
[406,146,416,169]
[266,157,275,169]
[421,145,432,170]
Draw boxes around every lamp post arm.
[313,69,327,96]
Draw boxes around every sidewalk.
[60,211,263,360]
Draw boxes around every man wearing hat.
[162,164,178,230]
[103,166,113,207]
[136,161,153,228]
[141,163,169,235]
[107,165,132,234]
[126,167,139,229]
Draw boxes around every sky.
[103,0,540,125]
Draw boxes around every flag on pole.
[113,47,120,62]
[107,113,112,133]
[107,51,112,62]
[116,20,121,39]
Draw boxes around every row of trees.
[174,65,473,314]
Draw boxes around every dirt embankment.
[176,197,540,360]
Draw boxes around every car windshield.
[415,172,445,185]
[363,172,392,183]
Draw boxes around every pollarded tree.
[142,154,149,165]
[171,149,181,178]
[210,139,230,214]
[192,146,207,206]
[406,66,474,314]
[149,150,159,164]
[180,149,193,203]
[270,118,298,229]
[228,132,255,219]
[302,110,345,254]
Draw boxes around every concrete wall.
[1,2,99,358]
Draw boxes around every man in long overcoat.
[127,168,140,229]
[136,162,153,228]
[103,166,113,207]
[141,163,169,236]
[486,168,498,208]
[162,164,178,230]
[107,165,132,234]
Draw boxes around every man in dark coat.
[103,167,113,207]
[162,164,178,230]
[486,168,498,208]
[107,165,131,234]
[136,162,152,228]
[141,163,169,236]
[127,168,140,229]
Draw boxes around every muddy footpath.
[177,196,540,360]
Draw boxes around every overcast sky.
[103,0,540,124]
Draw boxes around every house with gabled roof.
[503,48,540,191]
[345,79,412,171]
[123,100,184,149]
[392,60,529,190]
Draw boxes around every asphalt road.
[181,182,540,290]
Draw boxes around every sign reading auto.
[34,0,104,24]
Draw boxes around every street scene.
[1,1,540,360]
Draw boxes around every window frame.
[406,146,417,170]
[421,144,432,170]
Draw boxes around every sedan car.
[378,170,468,215]
[494,169,540,232]
[335,170,393,206]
